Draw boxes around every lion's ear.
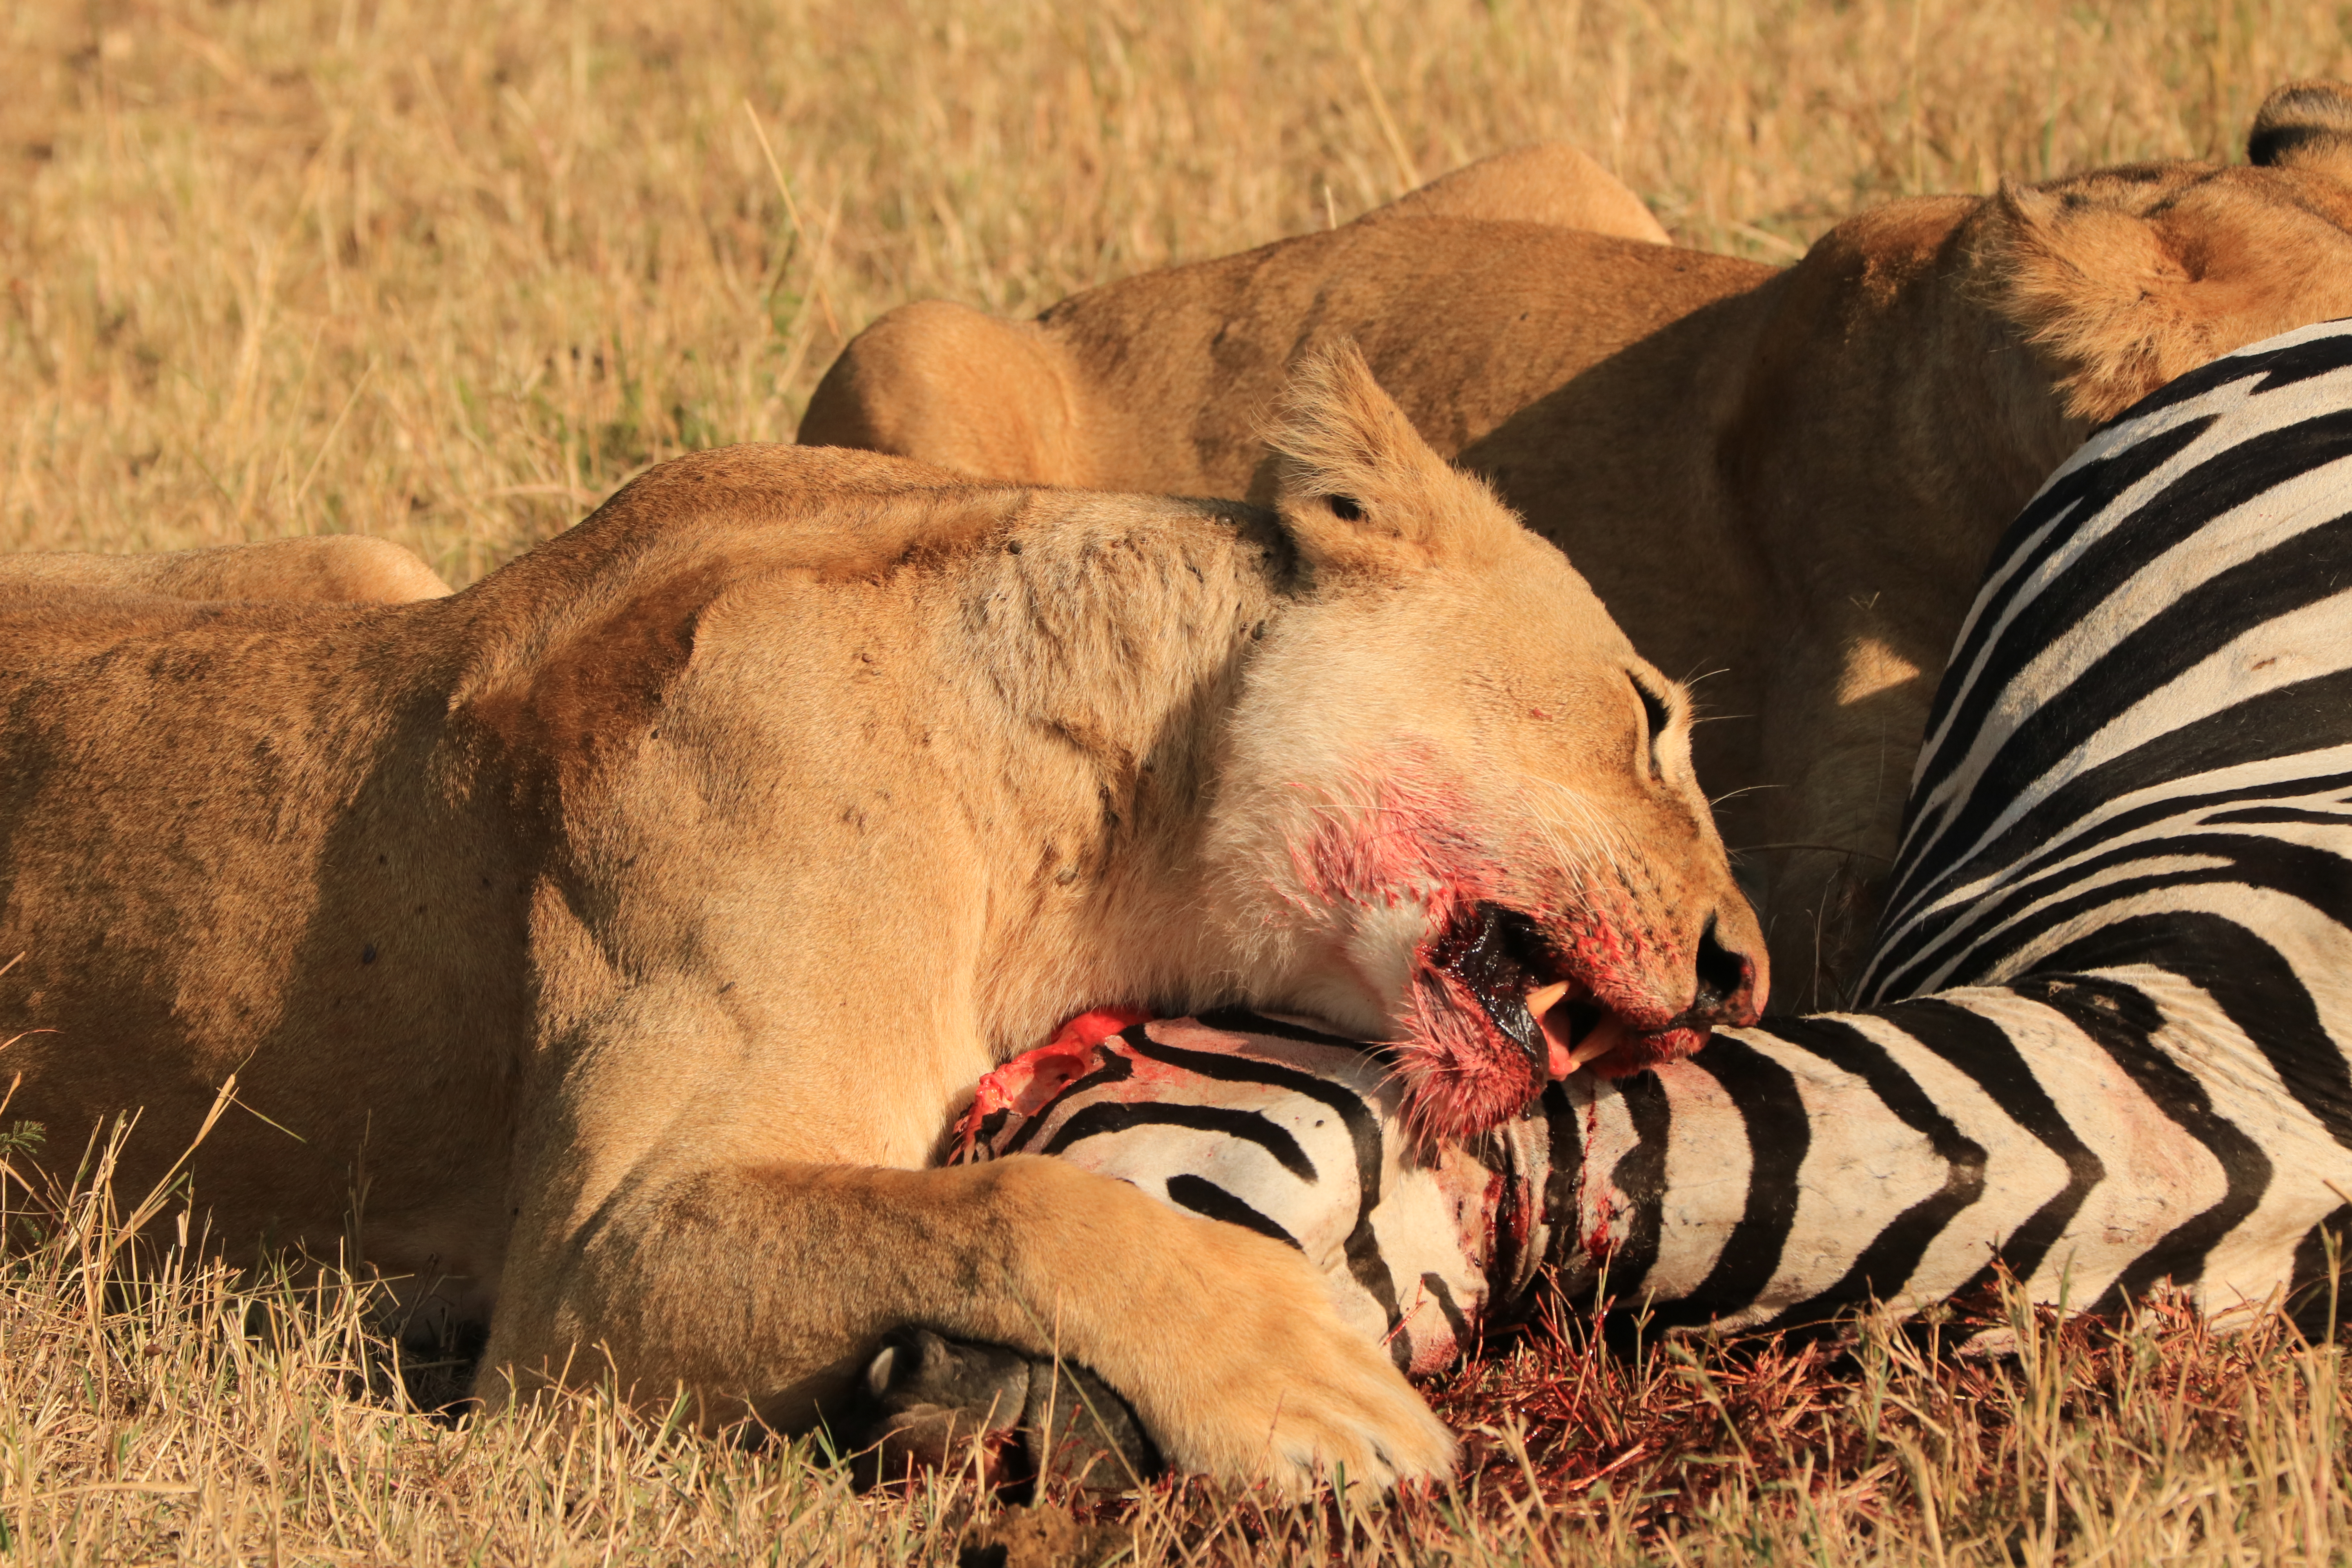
[1262,342,1518,578]
[1971,180,2203,423]
[2249,79,2352,183]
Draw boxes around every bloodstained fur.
[1287,755,1702,1136]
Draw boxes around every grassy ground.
[10,1,2352,1561]
[7,0,2352,582]
[4,1131,2346,1564]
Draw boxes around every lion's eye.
[1631,673,1671,773]
[1326,494,1363,521]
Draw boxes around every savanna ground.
[6,0,2352,1561]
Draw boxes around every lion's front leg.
[1754,629,1935,1008]
[479,1154,1454,1493]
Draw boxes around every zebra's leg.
[1552,981,2352,1332]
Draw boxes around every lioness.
[1343,140,1670,243]
[0,348,1762,1490]
[0,535,452,603]
[800,80,2352,1007]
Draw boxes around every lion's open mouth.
[1419,901,1647,1081]
[1399,898,1728,1138]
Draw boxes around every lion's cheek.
[1336,897,1435,1025]
[1397,969,1548,1140]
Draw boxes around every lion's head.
[1963,78,2352,426]
[1204,345,1766,1139]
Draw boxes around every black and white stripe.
[959,321,2352,1364]
[1558,319,2352,1332]
[956,1008,1563,1375]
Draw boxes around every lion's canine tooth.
[1528,980,1574,1077]
[1568,1025,1625,1069]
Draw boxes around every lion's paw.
[1172,1330,1455,1495]
[997,1155,1458,1494]
[1113,1239,1457,1494]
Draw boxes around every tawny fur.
[799,88,2352,1008]
[0,536,452,604]
[0,350,1758,1493]
[1356,142,1669,242]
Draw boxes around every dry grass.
[4,1120,2347,1565]
[8,1,2352,583]
[12,2,2352,1561]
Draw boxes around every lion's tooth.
[1568,1014,1634,1069]
[1533,982,1577,1078]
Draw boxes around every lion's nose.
[1689,913,1762,1024]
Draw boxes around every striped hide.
[1575,318,2352,1331]
[951,1009,1561,1376]
[950,319,2352,1360]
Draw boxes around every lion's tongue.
[1528,981,1636,1078]
[1523,981,1573,1078]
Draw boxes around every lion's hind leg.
[796,301,1090,486]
